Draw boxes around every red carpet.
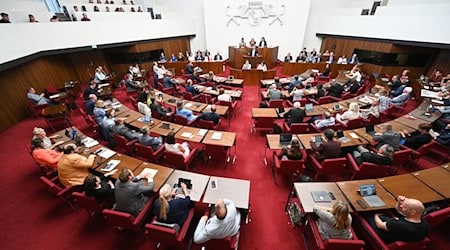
[0,83,448,249]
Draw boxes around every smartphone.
[211,179,218,189]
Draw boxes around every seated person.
[310,129,341,161]
[284,53,293,62]
[184,79,199,96]
[101,109,116,129]
[389,87,412,106]
[327,81,344,98]
[352,144,394,166]
[242,60,252,70]
[193,198,241,244]
[302,73,316,86]
[313,201,352,240]
[94,66,107,83]
[185,61,194,74]
[125,73,141,92]
[85,94,97,115]
[360,98,380,119]
[267,84,282,101]
[111,118,141,141]
[256,61,267,71]
[345,67,362,83]
[32,127,63,150]
[217,88,232,102]
[400,123,432,150]
[284,101,306,126]
[150,97,173,118]
[378,90,392,113]
[31,138,63,170]
[321,64,331,77]
[436,124,450,146]
[373,123,401,150]
[152,183,192,227]
[58,144,96,187]
[27,87,51,105]
[372,195,428,243]
[93,100,107,124]
[278,139,303,160]
[199,105,220,125]
[165,131,191,158]
[314,111,335,129]
[83,80,98,100]
[159,52,167,62]
[163,71,178,89]
[83,170,117,201]
[315,84,325,100]
[336,102,361,124]
[138,126,163,151]
[290,84,304,102]
[286,75,302,92]
[346,80,360,94]
[273,77,282,88]
[114,168,154,217]
[176,101,198,122]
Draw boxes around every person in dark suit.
[352,144,394,166]
[138,126,163,151]
[310,129,342,161]
[83,80,98,100]
[185,79,199,96]
[152,183,192,227]
[322,64,331,77]
[327,81,344,98]
[125,73,140,92]
[199,105,220,125]
[150,97,173,118]
[111,118,141,140]
[163,71,177,89]
[258,37,267,47]
[400,123,432,150]
[214,52,223,61]
[346,80,360,94]
[85,94,97,115]
[284,101,306,126]
[83,171,117,201]
[315,84,325,100]
[185,61,194,74]
[373,123,402,150]
[249,46,258,57]
[348,54,359,64]
[114,168,154,217]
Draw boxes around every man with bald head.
[193,198,241,244]
[373,195,428,243]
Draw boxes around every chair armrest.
[347,153,361,173]
[184,147,198,167]
[177,208,195,242]
[308,153,322,171]
[58,185,74,197]
[126,139,138,147]
[283,121,291,133]
[308,98,319,105]
[134,195,155,226]
[309,123,322,132]
[272,151,281,169]
[153,144,165,155]
[285,100,293,107]
[329,96,342,102]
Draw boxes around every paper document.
[101,160,120,172]
[349,133,359,139]
[82,137,99,148]
[211,132,222,140]
[98,83,110,88]
[181,132,193,138]
[49,94,60,99]
[198,129,208,136]
[184,103,193,108]
[98,148,116,159]
[139,168,159,178]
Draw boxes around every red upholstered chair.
[204,143,231,167]
[347,154,392,180]
[285,98,308,107]
[144,207,195,249]
[45,84,61,95]
[272,150,306,184]
[341,92,352,100]
[391,148,413,173]
[102,196,155,232]
[181,69,192,81]
[182,91,201,101]
[28,100,48,118]
[340,117,368,130]
[352,213,431,250]
[252,117,274,134]
[27,144,57,177]
[134,143,165,163]
[309,155,348,181]
[72,191,113,216]
[198,119,221,130]
[199,93,216,104]
[219,100,238,119]
[163,147,198,170]
[304,214,365,250]
[129,95,138,110]
[407,140,450,167]
[174,114,197,126]
[156,82,175,95]
[283,122,310,134]
[113,134,137,155]
[39,176,76,210]
[198,232,240,250]
[423,207,450,229]
[266,99,284,108]
[309,96,341,105]
[367,113,380,124]
[310,122,345,132]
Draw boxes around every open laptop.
[160,122,170,129]
[173,178,193,198]
[365,124,375,136]
[333,104,343,111]
[305,103,314,112]
[359,184,385,207]
[336,130,350,143]
[279,134,292,147]
[310,191,332,203]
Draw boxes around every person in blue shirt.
[163,72,178,89]
[176,101,198,122]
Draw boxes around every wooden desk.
[297,132,322,150]
[202,130,236,147]
[175,126,207,143]
[116,110,142,124]
[202,104,228,116]
[394,115,429,130]
[377,174,445,204]
[408,109,441,123]
[196,85,243,99]
[129,118,162,131]
[164,170,210,202]
[230,68,277,86]
[320,102,349,114]
[159,61,224,76]
[261,90,290,99]
[203,176,250,209]
[260,78,292,88]
[229,46,278,70]
[337,179,397,212]
[113,105,131,116]
[353,120,416,140]
[94,153,143,179]
[442,163,450,171]
[51,127,85,144]
[266,134,300,150]
[280,106,325,117]
[294,182,351,213]
[150,121,183,137]
[43,104,69,117]
[134,162,174,192]
[298,130,369,150]
[252,108,278,118]
[182,101,208,113]
[411,167,450,199]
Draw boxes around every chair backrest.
[204,144,228,162]
[72,192,105,213]
[289,123,310,133]
[174,114,189,125]
[183,91,194,100]
[164,151,187,170]
[345,117,366,129]
[423,207,450,229]
[40,176,64,196]
[198,119,215,129]
[200,94,213,104]
[318,96,334,104]
[355,163,391,180]
[134,143,157,163]
[102,209,140,231]
[201,232,240,250]
[276,158,306,177]
[254,117,274,129]
[392,149,412,168]
[129,96,137,109]
[268,99,284,108]
[113,134,128,148]
[320,157,348,179]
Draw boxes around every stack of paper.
[349,133,359,139]
[184,103,193,108]
[82,137,99,148]
[98,148,116,159]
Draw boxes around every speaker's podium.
[228,46,278,69]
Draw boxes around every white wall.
[0,19,196,65]
[202,0,311,60]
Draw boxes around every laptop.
[160,122,170,129]
[279,134,292,147]
[365,124,375,136]
[311,191,332,203]
[359,184,386,207]
[333,104,343,111]
[336,130,350,143]
[173,178,193,198]
[305,103,313,112]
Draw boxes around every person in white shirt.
[217,88,232,102]
[165,132,191,158]
[336,102,361,124]
[314,112,336,129]
[242,60,252,70]
[345,66,362,83]
[94,66,106,84]
[256,61,267,71]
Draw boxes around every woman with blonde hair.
[313,201,352,240]
[32,127,63,150]
[152,183,191,226]
[336,102,360,124]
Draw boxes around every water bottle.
[71,129,77,140]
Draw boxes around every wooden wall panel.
[0,55,79,132]
[426,49,450,76]
[320,37,392,56]
[68,50,109,84]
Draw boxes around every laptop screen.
[305,103,313,111]
[360,184,376,196]
[334,104,341,110]
[366,124,375,133]
[336,130,344,138]
[279,134,292,143]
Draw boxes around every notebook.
[359,184,385,207]
[279,134,292,146]
[365,124,375,136]
[305,103,313,112]
[310,191,332,203]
